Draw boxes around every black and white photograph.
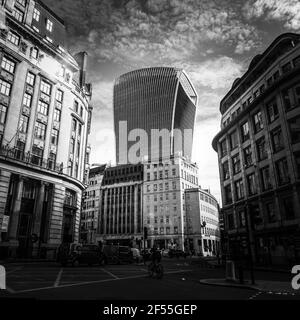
[0,0,300,318]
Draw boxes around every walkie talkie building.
[113,67,198,164]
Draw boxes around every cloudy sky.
[45,0,300,202]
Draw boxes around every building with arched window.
[0,0,92,258]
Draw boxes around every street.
[0,257,299,300]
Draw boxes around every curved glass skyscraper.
[114,67,198,164]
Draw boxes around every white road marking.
[100,268,119,279]
[54,268,63,287]
[14,269,192,294]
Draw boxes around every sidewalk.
[199,278,299,295]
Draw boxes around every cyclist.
[150,245,161,265]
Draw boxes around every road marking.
[248,291,262,300]
[100,268,119,279]
[54,268,63,287]
[14,269,192,294]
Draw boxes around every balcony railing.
[0,144,62,173]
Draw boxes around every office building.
[212,33,300,265]
[0,0,92,258]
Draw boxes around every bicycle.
[148,261,164,279]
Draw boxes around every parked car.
[57,243,104,266]
[168,249,187,258]
[102,245,134,264]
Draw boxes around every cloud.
[243,0,300,30]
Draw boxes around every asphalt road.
[0,258,299,300]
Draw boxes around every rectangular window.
[165,182,169,190]
[34,122,46,140]
[253,110,263,133]
[15,139,25,160]
[235,179,244,200]
[261,166,272,191]
[224,185,232,204]
[266,99,279,123]
[282,197,295,220]
[244,146,252,167]
[23,93,32,108]
[266,202,276,223]
[48,152,56,170]
[220,139,227,157]
[0,79,11,96]
[172,181,176,190]
[230,131,238,150]
[31,145,43,165]
[241,122,250,142]
[222,161,230,180]
[238,209,246,227]
[227,212,235,229]
[271,127,284,153]
[37,100,49,115]
[247,173,257,196]
[7,31,20,46]
[26,72,35,86]
[70,138,75,154]
[282,88,294,111]
[76,142,80,158]
[51,129,59,145]
[56,89,63,102]
[19,115,29,133]
[172,168,176,176]
[232,154,241,174]
[12,8,24,22]
[1,56,16,74]
[288,116,300,144]
[46,19,53,32]
[40,80,51,95]
[0,104,7,124]
[72,119,77,132]
[33,8,40,21]
[276,158,290,185]
[31,47,39,59]
[256,137,268,161]
[54,108,61,122]
[74,100,79,112]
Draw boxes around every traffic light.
[144,226,148,240]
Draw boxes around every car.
[57,243,104,267]
[168,249,187,258]
[102,245,134,264]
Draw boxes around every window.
[159,171,163,179]
[54,108,61,122]
[220,139,227,157]
[72,119,77,132]
[16,0,26,6]
[261,166,272,191]
[238,209,246,227]
[244,146,252,167]
[40,80,51,95]
[19,115,29,133]
[289,117,300,144]
[224,185,232,204]
[232,154,241,174]
[282,88,294,111]
[282,62,292,74]
[0,104,7,124]
[165,182,169,190]
[0,79,11,96]
[51,129,59,145]
[46,19,53,32]
[23,93,32,108]
[159,183,163,191]
[267,99,279,123]
[295,85,300,106]
[222,161,229,180]
[31,146,43,165]
[241,122,250,142]
[172,181,176,190]
[15,140,25,160]
[153,184,157,192]
[76,142,80,158]
[154,172,157,180]
[247,173,257,195]
[56,89,63,102]
[256,137,268,161]
[48,152,56,170]
[33,8,40,21]
[259,84,265,94]
[276,158,290,185]
[34,122,47,140]
[227,212,235,229]
[271,127,284,153]
[229,131,238,150]
[30,47,39,59]
[265,202,276,223]
[74,101,79,113]
[12,7,24,22]
[7,31,20,46]
[235,179,244,200]
[172,168,176,176]
[80,106,83,117]
[253,111,263,133]
[37,100,49,115]
[1,56,16,73]
[282,197,295,220]
[26,72,35,86]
